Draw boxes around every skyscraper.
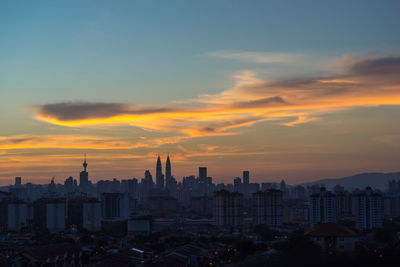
[165,154,171,183]
[199,167,207,181]
[165,155,176,194]
[243,171,249,185]
[79,154,89,191]
[156,155,164,188]
[15,177,21,186]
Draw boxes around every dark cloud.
[351,57,400,76]
[37,102,175,121]
[230,96,287,108]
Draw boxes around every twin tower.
[156,154,171,189]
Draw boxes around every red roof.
[305,223,356,237]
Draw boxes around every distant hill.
[299,172,400,190]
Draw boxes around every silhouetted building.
[213,190,243,228]
[0,200,27,231]
[243,171,249,185]
[233,177,241,192]
[79,155,89,191]
[148,195,177,215]
[101,193,131,221]
[165,154,171,183]
[34,198,66,232]
[67,197,101,231]
[353,186,383,229]
[156,155,164,189]
[199,167,207,181]
[15,177,21,186]
[252,189,283,226]
[310,187,337,226]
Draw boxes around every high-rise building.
[199,167,207,181]
[252,189,283,226]
[15,177,22,186]
[64,176,74,193]
[213,190,243,228]
[100,193,131,221]
[165,155,175,193]
[34,198,66,232]
[353,186,383,230]
[310,187,337,226]
[101,193,121,220]
[243,171,249,185]
[79,154,89,191]
[67,198,101,231]
[156,155,164,188]
[0,200,27,231]
[233,177,242,192]
[165,154,171,182]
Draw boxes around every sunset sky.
[1,0,400,185]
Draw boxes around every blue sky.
[1,1,400,184]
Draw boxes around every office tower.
[144,170,153,184]
[15,177,21,186]
[353,186,383,229]
[64,176,74,193]
[310,187,337,226]
[34,198,66,231]
[252,189,283,226]
[233,177,242,192]
[156,155,164,188]
[213,190,243,228]
[243,171,249,185]
[165,154,171,183]
[199,167,207,181]
[79,154,89,191]
[280,179,289,199]
[165,155,175,194]
[128,178,138,198]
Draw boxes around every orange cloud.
[0,134,188,150]
[33,55,400,139]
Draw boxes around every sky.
[1,0,400,185]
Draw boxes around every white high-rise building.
[7,202,27,231]
[34,199,66,232]
[310,187,337,226]
[46,202,66,231]
[353,186,383,230]
[83,201,101,231]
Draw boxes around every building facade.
[213,190,243,228]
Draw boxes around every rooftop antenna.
[83,152,88,172]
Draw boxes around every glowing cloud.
[34,56,400,139]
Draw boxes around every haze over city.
[1,0,400,185]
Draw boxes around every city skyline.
[1,1,400,184]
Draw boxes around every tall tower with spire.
[165,154,171,183]
[79,153,89,191]
[156,154,164,188]
[165,154,172,189]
